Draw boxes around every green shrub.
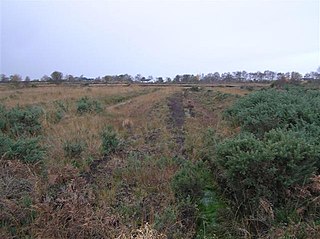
[5,105,43,137]
[63,139,86,158]
[216,129,319,211]
[224,87,320,137]
[0,105,7,131]
[0,104,45,164]
[8,137,45,163]
[265,129,319,187]
[101,126,119,156]
[199,128,221,162]
[76,96,103,114]
[202,86,320,236]
[196,190,226,239]
[172,161,212,202]
[0,132,13,158]
[215,91,230,101]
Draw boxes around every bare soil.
[167,92,186,156]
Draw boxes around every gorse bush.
[8,137,45,163]
[0,132,13,157]
[0,105,7,131]
[101,126,119,156]
[211,86,320,235]
[2,105,43,137]
[0,132,44,163]
[224,87,320,137]
[199,128,221,162]
[0,104,45,164]
[172,161,212,202]
[172,159,226,238]
[76,96,103,114]
[216,129,319,210]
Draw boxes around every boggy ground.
[0,84,249,238]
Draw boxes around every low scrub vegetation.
[101,126,120,156]
[76,96,103,114]
[0,84,319,238]
[209,86,320,237]
[0,104,45,237]
[1,104,43,137]
[224,87,320,137]
[0,104,45,163]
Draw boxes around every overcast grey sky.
[1,0,319,79]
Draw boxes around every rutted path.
[106,99,132,110]
[167,92,186,156]
[81,88,177,184]
[105,88,160,111]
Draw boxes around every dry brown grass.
[1,84,177,237]
[215,86,251,96]
[182,87,240,160]
[14,85,167,172]
[117,223,167,239]
[87,86,183,235]
[0,84,145,108]
[31,176,121,239]
[0,159,43,238]
[0,83,254,238]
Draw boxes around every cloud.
[1,0,319,78]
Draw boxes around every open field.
[1,83,320,238]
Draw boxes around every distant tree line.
[1,68,320,84]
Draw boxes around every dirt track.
[167,92,186,156]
